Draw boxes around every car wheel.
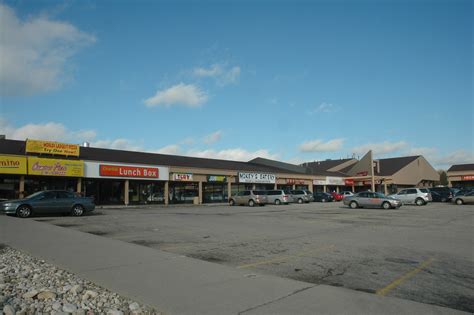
[71,204,84,216]
[248,200,255,207]
[229,199,235,206]
[382,202,391,210]
[322,199,326,203]
[16,205,32,218]
[349,201,358,209]
[455,198,463,205]
[297,198,303,204]
[275,199,281,205]
[415,198,425,206]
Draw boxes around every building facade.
[447,164,474,189]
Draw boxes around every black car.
[430,190,452,202]
[313,192,334,202]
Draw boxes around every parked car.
[429,187,454,200]
[0,190,95,218]
[452,191,474,205]
[453,188,474,197]
[343,191,402,209]
[229,190,268,207]
[264,190,291,205]
[330,191,343,201]
[389,188,432,206]
[289,190,313,203]
[313,192,334,202]
[429,190,452,202]
[341,191,354,198]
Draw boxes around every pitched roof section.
[248,157,308,175]
[0,139,299,174]
[302,159,355,176]
[447,164,474,172]
[376,156,420,176]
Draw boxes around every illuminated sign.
[100,165,159,178]
[207,175,227,182]
[28,157,84,177]
[238,172,275,184]
[461,175,474,181]
[0,155,27,175]
[173,173,193,181]
[286,178,306,185]
[26,139,80,156]
[344,179,354,185]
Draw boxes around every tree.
[437,170,448,186]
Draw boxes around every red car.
[330,192,343,201]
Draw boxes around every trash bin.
[193,197,199,205]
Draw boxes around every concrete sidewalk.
[0,215,465,315]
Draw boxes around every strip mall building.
[0,139,441,205]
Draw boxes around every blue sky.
[0,0,472,169]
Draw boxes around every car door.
[55,191,76,213]
[405,189,418,203]
[30,191,57,214]
[396,190,408,203]
[357,192,371,207]
[464,191,474,204]
[367,192,383,208]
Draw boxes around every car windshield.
[26,191,44,199]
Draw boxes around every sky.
[0,0,472,170]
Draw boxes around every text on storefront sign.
[28,157,84,177]
[0,155,27,175]
[100,165,159,178]
[173,173,193,181]
[238,172,276,184]
[26,139,80,157]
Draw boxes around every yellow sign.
[26,139,80,157]
[0,155,27,175]
[28,157,84,177]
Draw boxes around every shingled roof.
[0,139,300,174]
[376,156,420,176]
[447,164,474,172]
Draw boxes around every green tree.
[437,170,448,186]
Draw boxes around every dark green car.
[0,190,95,218]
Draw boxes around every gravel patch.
[0,245,161,315]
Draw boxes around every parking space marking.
[237,244,335,269]
[376,257,435,296]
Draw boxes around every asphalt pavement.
[0,214,467,315]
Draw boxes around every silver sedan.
[343,191,402,209]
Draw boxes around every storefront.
[169,173,198,204]
[203,175,228,203]
[0,155,27,199]
[84,161,169,205]
[447,164,474,189]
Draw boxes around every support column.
[351,184,355,192]
[384,181,388,195]
[77,178,82,194]
[292,184,296,190]
[323,185,327,192]
[274,182,277,189]
[164,181,169,205]
[336,186,340,193]
[19,175,25,199]
[308,183,313,193]
[124,180,129,206]
[198,181,203,204]
[227,181,231,201]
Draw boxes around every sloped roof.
[0,139,300,174]
[376,156,420,176]
[248,157,308,174]
[302,159,354,172]
[447,164,474,172]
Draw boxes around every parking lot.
[34,202,474,313]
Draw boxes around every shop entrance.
[277,184,293,192]
[24,176,77,196]
[203,183,228,203]
[129,181,165,204]
[82,179,124,205]
[0,176,20,199]
[169,182,198,204]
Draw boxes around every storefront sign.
[344,179,354,186]
[363,180,381,185]
[0,155,27,174]
[207,175,227,182]
[461,175,474,181]
[326,177,345,185]
[28,157,84,177]
[286,178,306,185]
[173,173,193,181]
[238,172,275,184]
[100,165,159,178]
[313,179,327,185]
[356,171,368,177]
[84,162,169,180]
[26,139,80,157]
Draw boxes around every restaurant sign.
[28,157,84,177]
[238,172,275,184]
[207,175,227,182]
[173,173,193,181]
[26,139,80,157]
[100,165,159,179]
[461,175,474,181]
[0,155,27,175]
[286,178,306,185]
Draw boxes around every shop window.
[129,181,165,204]
[169,182,198,204]
[203,183,228,203]
[24,176,77,197]
[0,176,20,200]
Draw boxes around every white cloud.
[154,144,182,155]
[144,83,208,108]
[203,130,222,145]
[188,148,278,161]
[311,102,339,114]
[193,63,240,86]
[0,4,96,96]
[299,138,344,153]
[91,139,143,151]
[352,141,408,155]
[432,150,474,168]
